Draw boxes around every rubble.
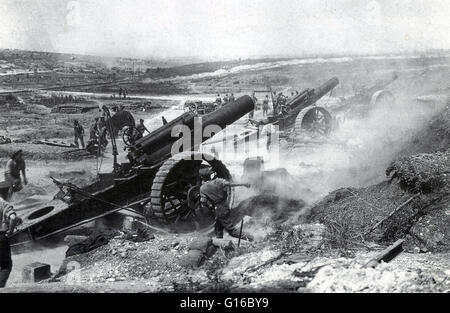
[306,256,450,293]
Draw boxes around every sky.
[0,0,449,59]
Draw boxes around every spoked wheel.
[148,151,233,232]
[122,126,140,146]
[295,106,333,137]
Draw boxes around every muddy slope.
[308,105,450,252]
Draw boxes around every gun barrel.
[286,77,339,118]
[314,77,340,100]
[129,95,254,164]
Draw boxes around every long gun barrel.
[287,77,339,114]
[273,77,339,130]
[128,95,255,165]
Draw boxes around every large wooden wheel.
[148,151,233,232]
[294,106,333,137]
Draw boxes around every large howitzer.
[9,96,254,247]
[253,77,339,136]
[344,72,398,109]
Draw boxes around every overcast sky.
[0,0,449,59]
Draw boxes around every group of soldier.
[118,87,129,99]
[251,90,299,118]
[73,116,108,154]
[215,93,236,106]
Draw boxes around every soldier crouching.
[199,168,253,241]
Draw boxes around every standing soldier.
[97,116,106,131]
[199,168,253,241]
[229,93,235,103]
[262,95,270,117]
[118,88,122,98]
[4,150,27,196]
[89,119,99,142]
[135,119,150,140]
[73,120,85,148]
[223,94,229,104]
[215,94,222,106]
[0,197,20,288]
[261,123,275,151]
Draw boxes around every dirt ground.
[0,51,449,292]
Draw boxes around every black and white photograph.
[0,0,449,299]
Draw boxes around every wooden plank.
[364,239,405,268]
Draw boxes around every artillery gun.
[349,72,398,107]
[251,77,339,137]
[9,96,254,248]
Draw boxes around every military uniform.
[135,123,149,140]
[262,98,269,116]
[0,198,15,288]
[4,158,25,191]
[74,123,85,148]
[199,179,254,241]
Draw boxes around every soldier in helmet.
[199,168,253,241]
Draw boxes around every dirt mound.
[0,143,93,161]
[12,183,48,200]
[48,169,97,188]
[386,151,450,193]
[307,150,450,252]
[307,103,450,252]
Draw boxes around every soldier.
[89,119,99,142]
[135,119,150,140]
[73,120,85,148]
[4,150,27,196]
[215,94,222,106]
[229,93,235,102]
[199,168,253,241]
[223,94,229,104]
[0,197,20,288]
[97,116,106,131]
[262,95,270,117]
[261,123,275,151]
[118,88,122,98]
[98,125,108,151]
